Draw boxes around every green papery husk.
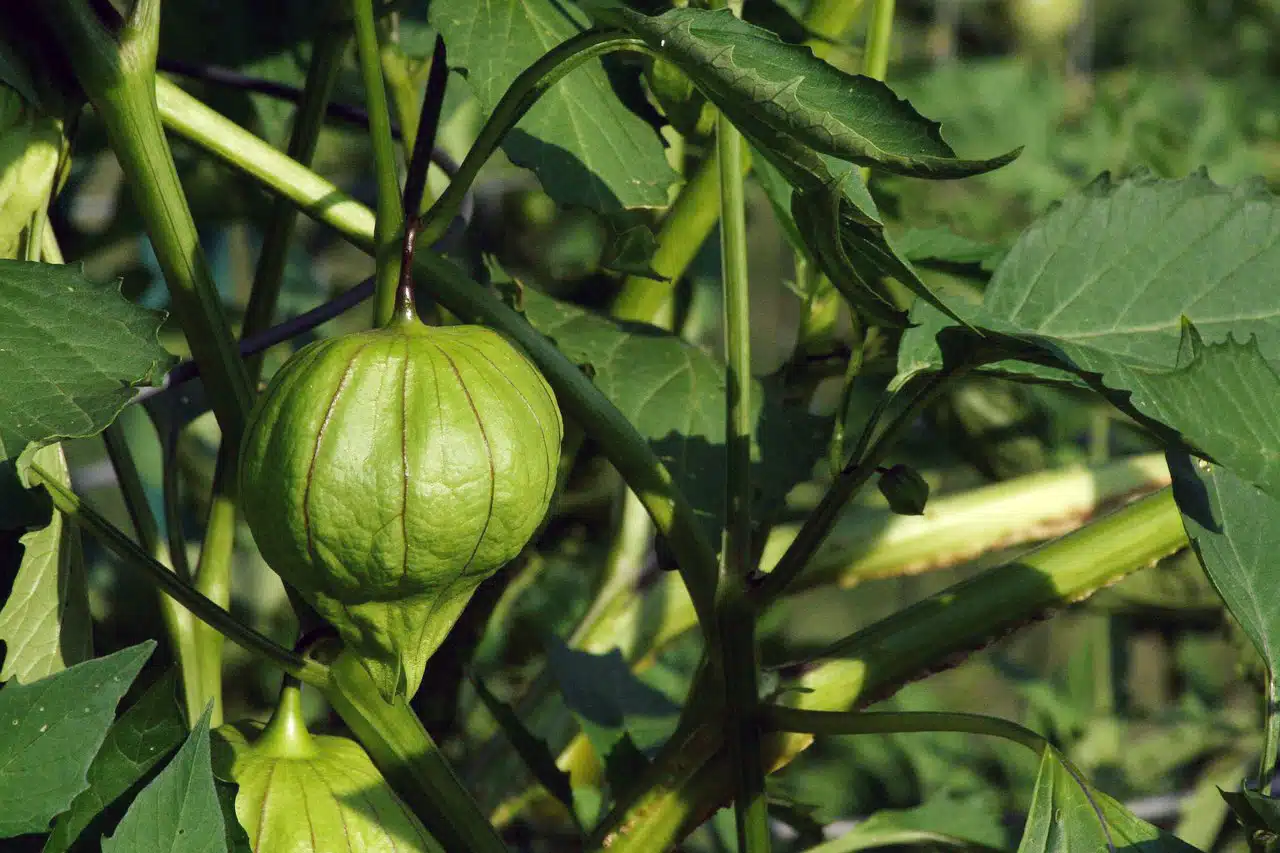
[213,688,442,853]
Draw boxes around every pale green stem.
[192,26,348,729]
[192,483,234,727]
[350,0,404,328]
[490,453,1175,822]
[763,708,1048,755]
[862,0,897,83]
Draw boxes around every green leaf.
[429,0,677,212]
[545,637,679,761]
[898,173,1280,494]
[591,5,1018,179]
[0,641,154,838]
[44,670,187,853]
[470,673,575,818]
[0,261,172,526]
[522,289,826,539]
[898,172,1280,380]
[0,443,91,684]
[892,227,1008,269]
[1221,788,1280,835]
[102,706,225,853]
[600,223,665,281]
[808,802,1005,852]
[1170,451,1280,692]
[1017,747,1198,852]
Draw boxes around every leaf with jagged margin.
[0,443,91,685]
[430,0,677,213]
[0,260,171,528]
[895,173,1280,495]
[0,642,154,837]
[588,4,1019,179]
[899,172,1280,383]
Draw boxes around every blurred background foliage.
[22,0,1280,850]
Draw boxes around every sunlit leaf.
[0,443,91,684]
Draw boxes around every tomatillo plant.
[3,1,1279,852]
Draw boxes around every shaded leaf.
[1221,788,1280,836]
[0,443,90,684]
[44,670,187,853]
[1017,747,1198,852]
[591,4,1018,178]
[892,227,1008,269]
[214,778,253,853]
[470,673,575,817]
[102,706,224,853]
[430,0,677,212]
[0,641,154,837]
[1170,451,1280,713]
[600,224,665,281]
[545,637,679,761]
[523,288,826,540]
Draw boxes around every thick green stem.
[804,0,868,53]
[489,454,1173,823]
[42,0,253,443]
[713,94,769,852]
[350,0,405,327]
[418,29,642,247]
[610,144,749,326]
[153,77,720,632]
[598,488,1188,850]
[323,653,509,853]
[28,464,327,686]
